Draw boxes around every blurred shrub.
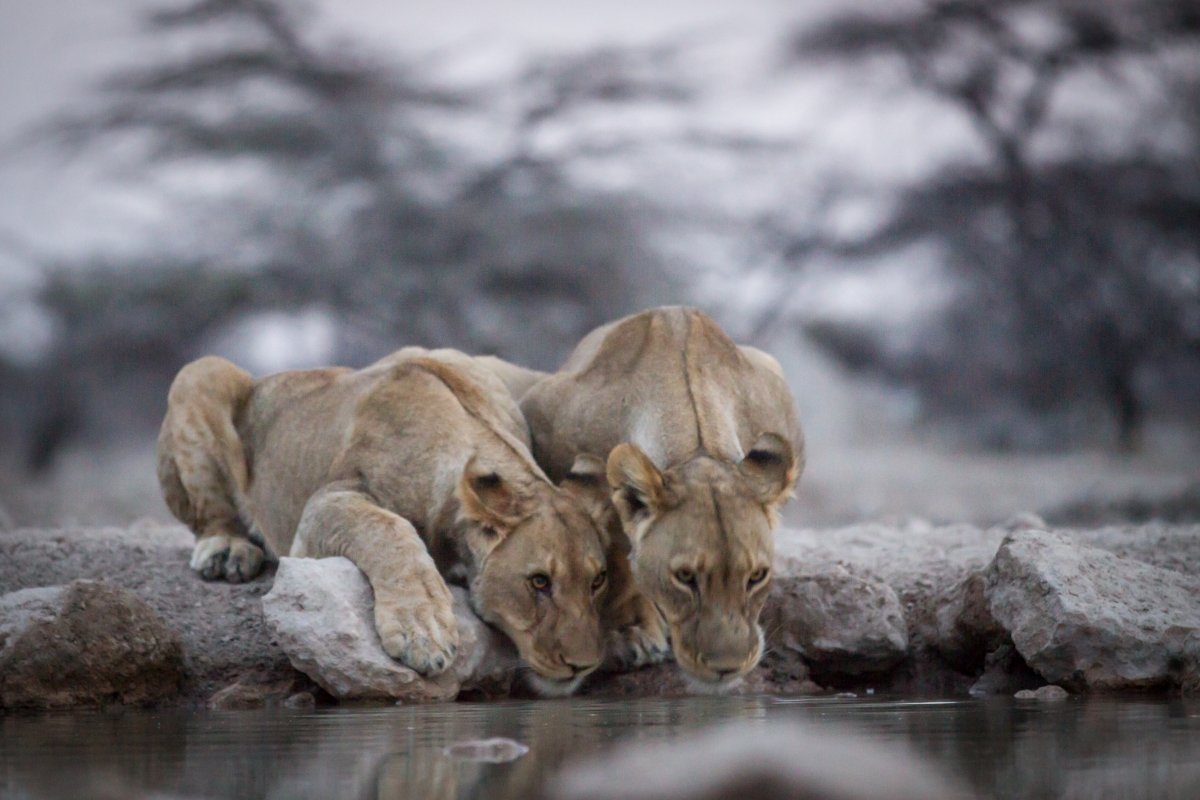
[788,0,1200,450]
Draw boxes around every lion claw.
[607,621,672,670]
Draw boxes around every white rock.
[986,530,1200,690]
[262,557,519,702]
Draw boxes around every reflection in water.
[1,696,1199,799]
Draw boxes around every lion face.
[457,465,609,696]
[606,434,796,686]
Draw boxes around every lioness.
[477,357,672,671]
[157,347,610,695]
[521,307,804,686]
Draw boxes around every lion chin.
[677,626,765,694]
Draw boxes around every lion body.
[157,347,608,691]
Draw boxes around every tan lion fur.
[157,347,609,694]
[521,306,804,685]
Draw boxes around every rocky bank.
[1,518,1198,709]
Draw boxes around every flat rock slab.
[263,557,520,703]
[0,580,185,709]
[986,529,1200,690]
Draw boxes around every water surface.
[3,696,1200,799]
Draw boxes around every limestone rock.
[766,557,908,680]
[262,557,519,703]
[550,720,967,800]
[0,580,185,709]
[986,529,1200,691]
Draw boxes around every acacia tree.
[8,0,687,469]
[791,0,1200,449]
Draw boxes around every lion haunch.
[156,347,609,695]
[521,306,804,686]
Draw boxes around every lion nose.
[714,667,737,679]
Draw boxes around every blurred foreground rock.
[0,580,185,709]
[262,557,519,703]
[550,720,969,800]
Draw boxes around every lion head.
[605,433,797,687]
[455,459,610,696]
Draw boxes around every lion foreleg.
[292,482,459,675]
[602,531,670,670]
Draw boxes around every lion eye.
[673,568,697,589]
[529,574,552,594]
[592,570,607,592]
[748,567,769,588]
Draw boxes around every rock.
[206,679,303,710]
[549,720,967,800]
[283,690,317,709]
[967,643,1043,696]
[1015,684,1069,701]
[932,571,1007,674]
[0,524,294,704]
[444,737,530,763]
[262,556,520,703]
[986,529,1200,691]
[0,580,185,709]
[766,558,908,680]
[1000,512,1047,531]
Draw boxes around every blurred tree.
[6,0,685,469]
[790,0,1200,450]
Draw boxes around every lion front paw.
[375,590,460,676]
[607,623,671,670]
[607,603,671,670]
[190,535,264,583]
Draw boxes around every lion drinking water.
[156,347,610,695]
[521,307,804,686]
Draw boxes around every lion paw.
[607,615,671,670]
[375,592,460,676]
[190,535,264,583]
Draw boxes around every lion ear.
[606,443,670,543]
[457,458,528,543]
[738,433,798,518]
